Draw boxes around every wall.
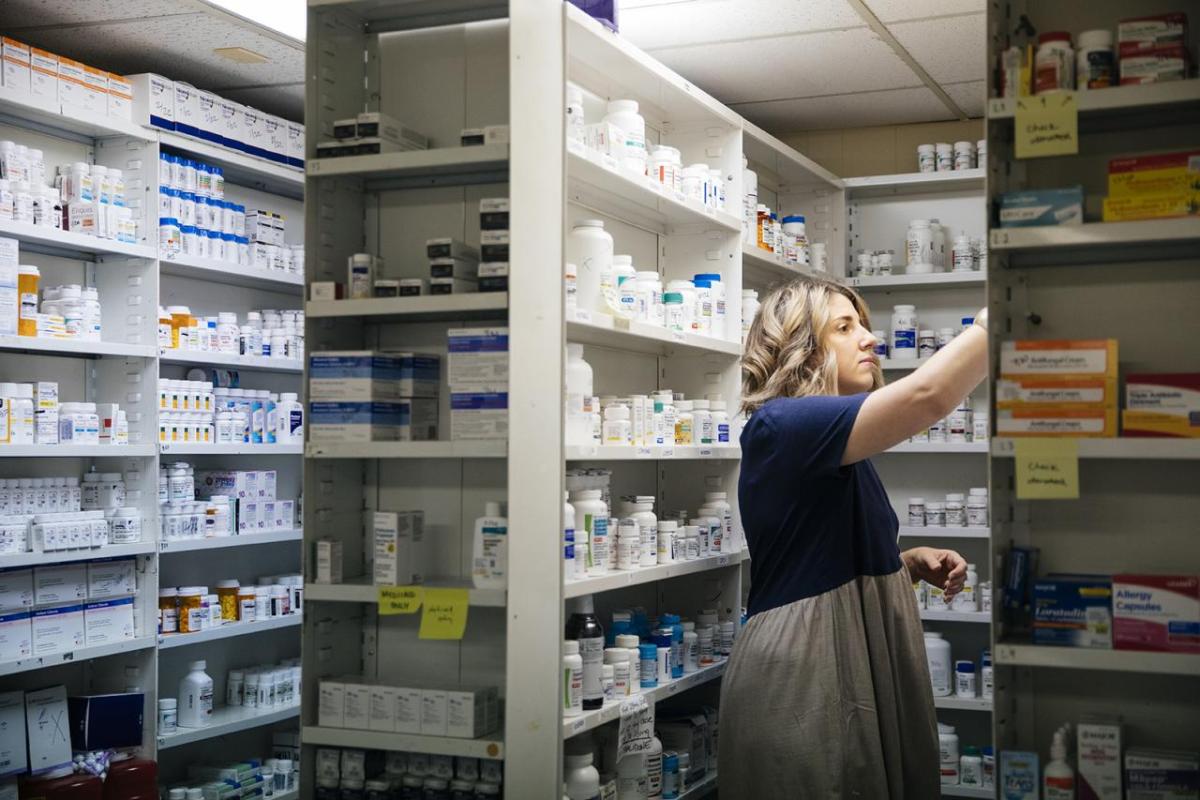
[777,119,984,178]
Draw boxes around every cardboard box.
[197,90,221,143]
[1107,150,1200,197]
[34,563,87,606]
[173,82,202,138]
[1,39,30,96]
[83,598,134,645]
[127,73,174,130]
[56,56,87,110]
[31,604,85,655]
[429,258,479,280]
[1119,42,1190,85]
[308,351,440,400]
[29,48,57,103]
[309,399,438,443]
[67,693,143,750]
[446,687,498,739]
[317,680,344,727]
[1103,191,1200,221]
[420,689,447,736]
[999,751,1040,800]
[342,682,371,729]
[368,685,398,732]
[285,120,304,168]
[0,568,33,612]
[997,376,1118,408]
[1123,373,1200,437]
[447,328,509,387]
[426,238,478,261]
[86,558,136,599]
[1078,717,1123,800]
[450,391,509,440]
[314,539,343,585]
[1113,574,1200,653]
[430,277,478,295]
[1033,575,1113,648]
[24,686,71,773]
[0,612,30,661]
[998,187,1084,227]
[1123,409,1200,438]
[0,237,15,337]
[80,65,108,114]
[999,339,1119,379]
[996,405,1118,437]
[1125,748,1199,800]
[0,691,26,778]
[216,97,242,147]
[1118,12,1188,47]
[395,687,422,735]
[264,115,288,163]
[372,511,426,586]
[105,73,132,120]
[479,229,509,262]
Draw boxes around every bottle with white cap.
[178,660,213,727]
[471,501,508,590]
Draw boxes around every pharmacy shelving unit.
[0,60,304,788]
[985,0,1200,777]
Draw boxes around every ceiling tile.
[888,14,987,84]
[651,27,920,105]
[0,0,189,27]
[942,80,985,118]
[861,0,985,23]
[620,0,863,51]
[732,86,957,132]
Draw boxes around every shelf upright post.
[504,0,567,795]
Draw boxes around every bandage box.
[318,680,344,727]
[395,688,422,734]
[0,691,26,777]
[0,39,29,96]
[31,604,84,655]
[80,65,108,115]
[106,73,132,121]
[56,56,87,110]
[314,539,344,584]
[0,568,32,612]
[286,120,305,168]
[1000,339,1119,380]
[1078,717,1123,800]
[25,686,70,773]
[128,73,174,130]
[372,511,426,586]
[446,687,499,739]
[1113,574,1200,654]
[1033,575,1113,648]
[998,187,1084,227]
[420,689,447,736]
[447,328,509,387]
[34,564,86,606]
[1122,373,1200,438]
[1107,150,1200,197]
[996,405,1118,437]
[450,391,508,440]
[83,597,135,645]
[997,376,1118,409]
[0,612,31,661]
[1125,748,1199,800]
[309,399,438,442]
[173,82,203,138]
[29,48,57,103]
[86,558,136,599]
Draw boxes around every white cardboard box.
[198,90,221,143]
[1078,717,1122,800]
[33,563,87,606]
[286,120,304,166]
[317,680,345,728]
[83,597,135,645]
[368,685,398,732]
[342,682,371,729]
[86,558,136,599]
[29,48,56,103]
[395,688,422,734]
[1,39,30,96]
[80,64,108,115]
[0,691,26,778]
[0,569,32,612]
[173,82,202,138]
[25,686,70,773]
[0,237,15,337]
[420,688,448,736]
[107,73,132,121]
[264,115,287,161]
[30,604,84,655]
[0,612,30,662]
[56,56,87,111]
[217,97,242,147]
[372,511,426,586]
[447,687,498,739]
[314,539,343,584]
[127,73,174,130]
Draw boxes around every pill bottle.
[1035,32,1074,94]
[17,265,38,337]
[216,579,240,621]
[907,497,925,527]
[1076,29,1114,89]
[177,586,204,633]
[967,489,989,527]
[159,588,179,634]
[891,305,918,357]
[924,633,952,696]
[925,501,946,527]
[917,143,936,172]
[945,493,966,527]
[158,698,177,734]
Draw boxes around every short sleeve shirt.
[739,394,902,618]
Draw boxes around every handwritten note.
[617,695,656,759]
[378,585,423,615]
[1015,438,1079,499]
[418,588,470,640]
[1015,93,1078,159]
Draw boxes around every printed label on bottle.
[580,636,604,701]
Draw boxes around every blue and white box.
[197,89,221,143]
[83,597,135,646]
[309,351,440,400]
[217,96,243,148]
[172,81,203,139]
[450,391,508,440]
[286,120,305,168]
[86,558,136,600]
[128,73,174,131]
[1125,748,1200,800]
[0,611,31,661]
[0,691,26,777]
[447,328,509,387]
[1033,574,1113,648]
[999,751,1039,800]
[310,400,438,443]
[31,604,84,655]
[998,186,1084,227]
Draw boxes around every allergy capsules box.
[371,510,426,586]
[447,328,509,387]
[1122,373,1200,438]
[1000,339,1119,380]
[1033,575,1113,648]
[1113,574,1200,654]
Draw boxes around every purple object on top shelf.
[568,0,618,31]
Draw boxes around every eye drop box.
[1122,373,1200,438]
[0,691,26,777]
[1078,716,1123,800]
[127,73,174,130]
[1125,748,1200,800]
[317,680,344,728]
[31,604,85,655]
[447,328,509,387]
[372,511,426,586]
[1113,574,1200,653]
[83,597,135,645]
[999,751,1039,800]
[998,187,1084,227]
[1033,575,1113,648]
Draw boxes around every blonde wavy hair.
[741,277,883,415]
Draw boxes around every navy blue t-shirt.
[740,394,902,618]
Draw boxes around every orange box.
[997,406,1118,437]
[29,47,57,102]
[80,64,108,115]
[1000,339,1119,380]
[56,55,87,109]
[1,37,30,94]
[997,376,1118,409]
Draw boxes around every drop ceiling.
[618,0,986,132]
[0,0,304,121]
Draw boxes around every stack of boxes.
[195,469,296,533]
[426,238,478,296]
[1118,12,1191,85]
[447,328,508,441]
[478,197,510,293]
[308,351,440,442]
[316,112,428,159]
[997,339,1119,437]
[1102,149,1200,222]
[1122,373,1200,437]
[0,37,132,122]
[318,678,499,740]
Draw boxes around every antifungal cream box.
[1000,339,1119,379]
[1123,373,1200,438]
[447,328,509,387]
[997,376,1118,408]
[996,406,1118,437]
[128,73,174,130]
[1113,574,1200,653]
[372,511,425,586]
[1078,717,1123,800]
[1033,575,1113,648]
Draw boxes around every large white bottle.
[1043,727,1075,800]
[566,345,595,447]
[276,392,304,443]
[472,502,508,589]
[178,660,213,728]
[567,220,613,317]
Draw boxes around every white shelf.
[679,771,720,799]
[302,725,504,760]
[307,143,508,182]
[991,218,1200,252]
[742,120,841,189]
[994,643,1200,676]
[934,696,993,712]
[941,786,994,798]
[885,442,988,454]
[159,350,304,374]
[843,169,984,197]
[0,89,156,141]
[848,271,986,289]
[567,312,741,358]
[159,529,303,553]
[306,577,506,608]
[564,551,743,599]
[921,610,991,624]
[158,443,303,456]
[568,151,741,233]
[306,293,508,322]
[741,245,825,286]
[0,219,155,260]
[0,336,156,360]
[992,438,1200,461]
[898,526,990,539]
[159,131,304,200]
[160,255,304,294]
[0,635,156,678]
[565,444,740,461]
[0,444,155,458]
[158,614,302,650]
[988,79,1200,119]
[879,357,928,370]
[307,441,507,459]
[563,660,727,739]
[157,705,300,749]
[0,540,155,569]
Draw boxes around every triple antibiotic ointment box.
[1122,373,1200,438]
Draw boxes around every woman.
[718,277,987,797]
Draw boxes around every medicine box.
[317,680,345,728]
[309,399,438,443]
[0,568,32,612]
[0,237,15,337]
[31,604,84,655]
[342,682,371,730]
[1107,150,1200,197]
[368,685,398,732]
[0,612,31,661]
[286,120,305,168]
[372,511,426,586]
[997,376,1118,409]
[128,73,174,130]
[420,689,447,736]
[83,598,135,646]
[1119,42,1190,85]
[34,563,87,606]
[1103,191,1200,222]
[446,687,499,739]
[996,406,1118,437]
[1078,717,1122,800]
[355,112,428,150]
[479,197,510,230]
[173,82,202,139]
[106,73,132,121]
[25,686,71,773]
[29,48,57,104]
[196,470,255,500]
[240,106,264,156]
[314,539,344,585]
[80,65,108,115]
[450,391,509,440]
[426,238,479,261]
[483,124,509,145]
[1125,748,1200,800]
[999,339,1119,379]
[658,715,710,784]
[1113,574,1200,654]
[264,115,288,163]
[309,351,440,400]
[196,90,220,143]
[999,751,1040,800]
[0,39,30,97]
[478,263,509,293]
[1033,575,1113,648]
[1122,373,1200,438]
[998,187,1084,227]
[395,688,422,734]
[67,693,143,750]
[1117,12,1188,46]
[55,56,87,111]
[0,691,26,777]
[447,328,509,387]
[429,258,479,280]
[480,229,509,262]
[430,277,478,295]
[86,558,136,600]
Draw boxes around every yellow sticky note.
[378,585,423,615]
[1015,438,1080,499]
[1014,93,1079,159]
[418,588,470,640]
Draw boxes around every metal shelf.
[994,643,1200,676]
[563,660,727,739]
[992,438,1200,460]
[157,705,300,749]
[921,610,991,624]
[159,350,303,374]
[306,577,506,608]
[307,441,506,460]
[885,442,988,454]
[0,89,155,142]
[307,144,508,185]
[0,541,155,569]
[565,445,740,461]
[898,526,990,540]
[0,636,156,678]
[159,132,304,200]
[158,443,303,456]
[879,357,929,371]
[302,725,504,760]
[0,219,155,261]
[848,271,986,290]
[941,786,994,799]
[564,551,744,599]
[679,772,720,800]
[990,218,1200,264]
[988,79,1200,120]
[159,529,303,553]
[0,444,156,458]
[567,312,740,358]
[160,255,304,295]
[842,169,984,198]
[308,0,507,29]
[933,696,993,712]
[306,293,508,322]
[0,336,156,360]
[158,614,302,650]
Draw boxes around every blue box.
[309,400,438,443]
[1033,574,1113,648]
[998,186,1084,227]
[68,693,144,750]
[309,351,440,400]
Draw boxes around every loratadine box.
[1113,574,1200,653]
[1033,575,1113,648]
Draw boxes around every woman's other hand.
[903,547,968,599]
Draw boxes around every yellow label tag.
[377,585,423,615]
[1015,93,1079,159]
[1015,438,1080,499]
[418,588,470,640]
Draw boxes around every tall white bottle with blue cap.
[472,501,507,589]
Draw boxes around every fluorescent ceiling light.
[205,0,305,41]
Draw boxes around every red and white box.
[1119,41,1191,84]
[1117,12,1188,47]
[1113,574,1200,653]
